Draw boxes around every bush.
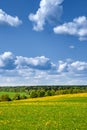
[13,94,21,100]
[45,90,52,96]
[29,90,38,98]
[20,94,27,99]
[0,94,11,101]
[37,89,45,97]
[50,89,55,96]
[55,89,68,95]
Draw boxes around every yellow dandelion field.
[0,93,87,130]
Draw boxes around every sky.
[0,0,87,86]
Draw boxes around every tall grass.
[0,93,87,130]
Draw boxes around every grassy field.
[0,93,87,130]
[0,92,27,98]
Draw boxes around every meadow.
[0,93,87,130]
[0,92,27,98]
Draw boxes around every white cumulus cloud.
[0,9,22,27]
[70,61,87,71]
[0,52,16,70]
[29,0,64,31]
[57,59,87,73]
[54,16,87,41]
[0,52,87,85]
[15,55,54,70]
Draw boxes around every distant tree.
[20,94,27,99]
[13,94,21,100]
[50,89,55,96]
[45,90,52,96]
[37,89,45,97]
[0,94,11,101]
[29,90,38,98]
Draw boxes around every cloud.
[0,52,16,70]
[15,55,54,70]
[57,59,87,73]
[70,61,87,71]
[0,52,55,71]
[58,60,68,73]
[0,9,22,27]
[29,0,64,31]
[54,16,87,41]
[0,51,87,85]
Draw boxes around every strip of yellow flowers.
[0,93,87,106]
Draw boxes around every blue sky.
[0,0,87,85]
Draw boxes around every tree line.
[0,85,87,102]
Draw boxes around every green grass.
[0,92,27,98]
[0,93,87,130]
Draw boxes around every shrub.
[45,90,52,96]
[0,94,11,101]
[20,94,27,99]
[29,90,38,98]
[37,89,45,97]
[50,89,55,96]
[13,94,21,100]
[55,89,68,95]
